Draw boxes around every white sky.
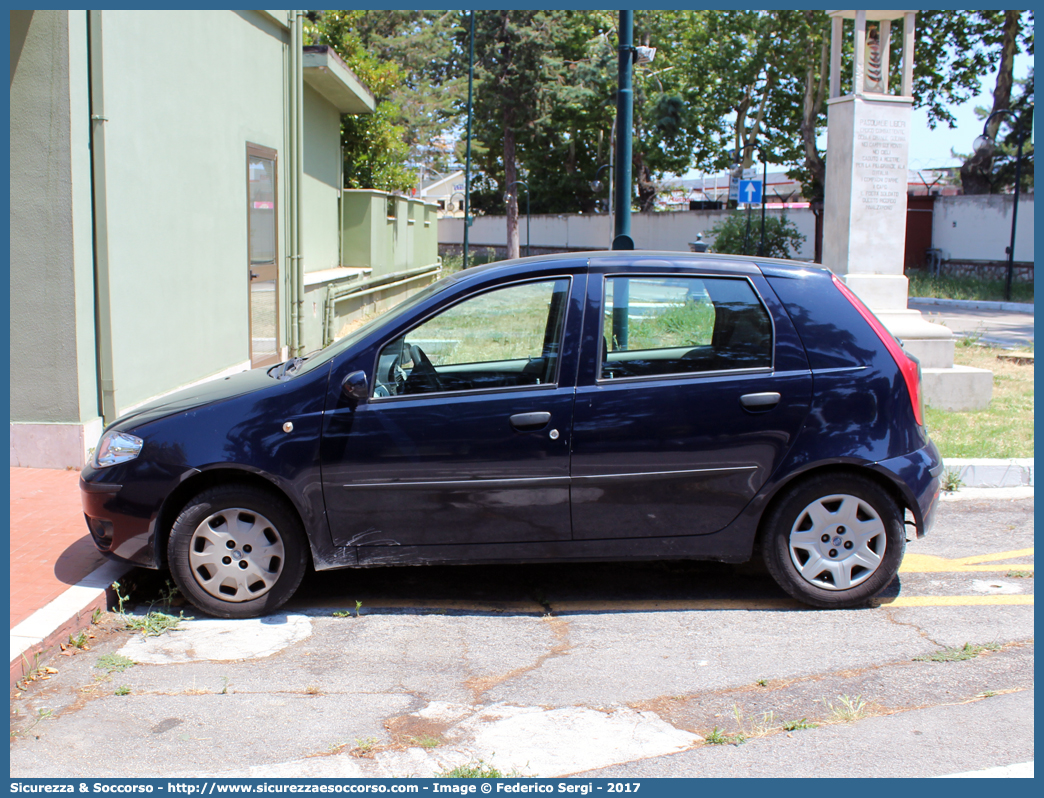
[905,51,1033,170]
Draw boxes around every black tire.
[167,484,309,619]
[761,474,905,609]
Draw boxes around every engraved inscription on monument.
[854,118,906,212]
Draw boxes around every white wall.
[931,194,1034,263]
[442,194,1035,268]
[441,209,819,260]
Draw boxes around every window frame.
[369,275,575,403]
[595,272,776,384]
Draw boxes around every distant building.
[421,171,467,216]
[656,167,966,211]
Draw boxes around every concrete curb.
[909,296,1035,314]
[9,559,131,689]
[943,458,1034,489]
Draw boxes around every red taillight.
[832,275,924,426]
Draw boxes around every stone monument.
[823,10,992,410]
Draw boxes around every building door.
[905,195,935,269]
[247,144,280,368]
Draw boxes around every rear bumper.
[874,439,943,539]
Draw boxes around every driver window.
[373,278,570,397]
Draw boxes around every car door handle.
[740,392,781,410]
[509,411,552,431]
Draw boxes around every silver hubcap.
[788,493,886,591]
[188,508,285,602]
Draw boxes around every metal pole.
[759,153,768,256]
[1004,131,1023,302]
[612,11,634,250]
[463,11,475,268]
[743,203,752,255]
[978,106,1032,302]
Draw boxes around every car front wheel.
[761,474,905,609]
[167,484,308,618]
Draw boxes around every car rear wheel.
[167,484,308,618]
[761,474,905,609]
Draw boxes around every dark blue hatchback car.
[81,252,943,617]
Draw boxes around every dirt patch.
[384,713,452,749]
[632,640,1032,741]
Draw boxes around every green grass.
[95,653,135,674]
[613,299,717,352]
[782,718,817,731]
[704,727,746,745]
[907,270,1033,303]
[438,760,509,778]
[407,280,555,366]
[122,610,190,637]
[440,248,502,276]
[825,694,869,723]
[914,642,1000,663]
[410,734,442,749]
[925,345,1034,458]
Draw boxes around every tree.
[991,71,1035,193]
[952,11,1033,194]
[706,212,805,259]
[305,11,416,193]
[343,11,466,181]
[466,10,579,258]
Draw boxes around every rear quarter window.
[766,273,878,369]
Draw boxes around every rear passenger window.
[600,276,772,379]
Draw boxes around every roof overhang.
[302,45,375,115]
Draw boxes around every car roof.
[455,250,829,280]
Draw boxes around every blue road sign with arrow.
[739,179,762,205]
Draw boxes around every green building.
[10,10,440,469]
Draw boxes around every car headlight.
[93,430,144,468]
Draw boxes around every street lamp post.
[507,180,530,257]
[596,163,613,248]
[758,147,769,257]
[973,105,1033,302]
[612,11,634,251]
[463,10,475,269]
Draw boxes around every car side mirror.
[340,370,369,407]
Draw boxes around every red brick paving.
[9,467,108,628]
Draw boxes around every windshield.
[293,276,455,376]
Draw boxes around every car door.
[321,268,587,558]
[570,261,812,540]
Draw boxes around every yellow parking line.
[875,595,1033,607]
[901,548,1033,574]
[950,547,1034,565]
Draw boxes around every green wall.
[9,11,98,425]
[96,10,289,413]
[302,82,342,273]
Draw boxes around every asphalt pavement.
[909,297,1034,349]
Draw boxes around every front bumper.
[874,438,944,539]
[80,460,199,569]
